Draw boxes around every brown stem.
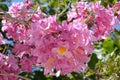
[0,73,31,80]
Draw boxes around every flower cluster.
[67,2,115,40]
[0,54,20,80]
[0,0,117,78]
[113,1,120,24]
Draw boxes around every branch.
[0,73,31,80]
[58,2,71,17]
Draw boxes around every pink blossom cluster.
[113,2,120,23]
[67,2,115,40]
[0,0,117,77]
[0,54,20,80]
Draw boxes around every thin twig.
[58,2,71,17]
[3,13,30,27]
[0,11,35,15]
[2,45,7,54]
[0,73,31,80]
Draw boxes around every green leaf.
[71,72,84,80]
[50,0,59,8]
[103,36,114,53]
[94,0,97,3]
[101,1,107,7]
[114,38,120,49]
[88,53,98,69]
[109,0,114,3]
[0,4,8,11]
[86,72,95,77]
[72,0,79,3]
[85,72,96,80]
[113,0,117,3]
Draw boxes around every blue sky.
[116,25,120,30]
[12,0,23,2]
[2,0,24,6]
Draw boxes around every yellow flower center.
[58,47,67,55]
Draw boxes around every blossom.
[9,2,23,18]
[20,56,37,72]
[0,54,20,80]
[113,1,120,21]
[1,1,116,76]
[90,2,115,40]
[68,2,115,40]
[0,33,5,44]
[2,20,28,41]
[26,18,94,75]
[12,42,31,58]
[24,0,33,9]
[67,2,87,21]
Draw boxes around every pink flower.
[68,2,115,40]
[67,2,87,21]
[0,33,5,44]
[9,2,23,18]
[24,0,33,9]
[114,1,120,8]
[113,2,120,21]
[0,54,20,80]
[1,1,116,76]
[12,43,31,58]
[7,54,19,71]
[20,56,37,72]
[2,21,28,41]
[91,2,115,40]
[27,19,94,75]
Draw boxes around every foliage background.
[0,0,120,80]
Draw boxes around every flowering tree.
[0,0,120,80]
